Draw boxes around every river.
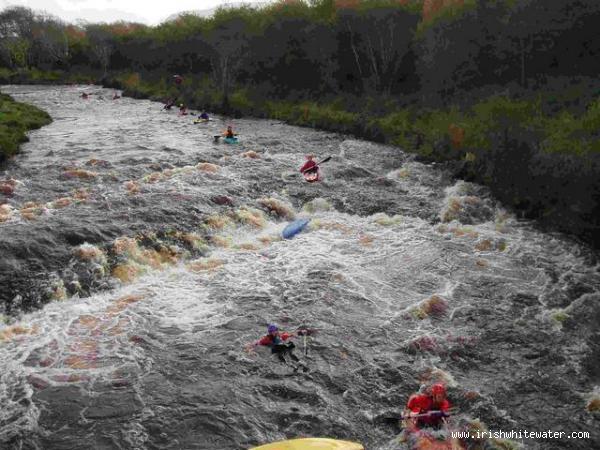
[0,85,599,450]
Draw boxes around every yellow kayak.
[250,438,364,450]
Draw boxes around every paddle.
[378,408,458,426]
[296,328,315,357]
[407,409,454,419]
[301,156,332,173]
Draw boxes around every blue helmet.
[267,324,278,334]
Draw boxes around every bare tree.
[505,0,569,88]
[206,18,249,109]
[339,8,416,95]
[86,24,113,76]
[34,15,70,67]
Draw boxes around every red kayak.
[303,169,320,183]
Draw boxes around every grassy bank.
[0,67,97,85]
[0,91,52,163]
[2,68,599,248]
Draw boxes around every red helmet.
[431,383,446,396]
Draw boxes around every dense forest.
[1,0,599,247]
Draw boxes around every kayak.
[224,137,238,144]
[193,119,209,124]
[303,169,320,183]
[250,438,364,450]
[282,218,310,239]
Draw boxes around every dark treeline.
[0,0,425,101]
[1,0,600,247]
[2,0,600,102]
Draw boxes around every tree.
[86,24,114,76]
[33,15,70,68]
[502,0,600,84]
[206,18,250,109]
[245,16,336,98]
[0,7,36,68]
[337,7,418,95]
[503,0,558,88]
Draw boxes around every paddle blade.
[297,327,317,336]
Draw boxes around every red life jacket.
[258,332,292,347]
[407,394,451,427]
[300,160,317,173]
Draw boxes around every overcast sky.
[0,0,261,25]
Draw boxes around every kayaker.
[223,125,235,139]
[112,92,121,100]
[300,154,320,182]
[179,104,188,115]
[81,92,89,99]
[199,111,209,120]
[300,154,318,175]
[163,98,175,110]
[403,383,451,429]
[248,324,308,371]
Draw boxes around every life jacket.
[407,394,451,428]
[266,334,283,347]
[300,160,317,173]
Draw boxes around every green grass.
[0,93,52,161]
[0,68,65,83]
[366,94,599,159]
[27,68,63,81]
[259,92,600,159]
[0,68,13,81]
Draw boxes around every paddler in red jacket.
[404,383,451,430]
[300,154,320,182]
[300,154,317,173]
[247,324,308,371]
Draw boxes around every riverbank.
[0,90,52,163]
[2,68,599,249]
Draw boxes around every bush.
[230,89,254,113]
[0,93,52,161]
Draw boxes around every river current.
[0,85,599,450]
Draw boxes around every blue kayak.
[224,137,238,144]
[282,218,310,239]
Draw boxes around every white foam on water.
[2,85,599,449]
